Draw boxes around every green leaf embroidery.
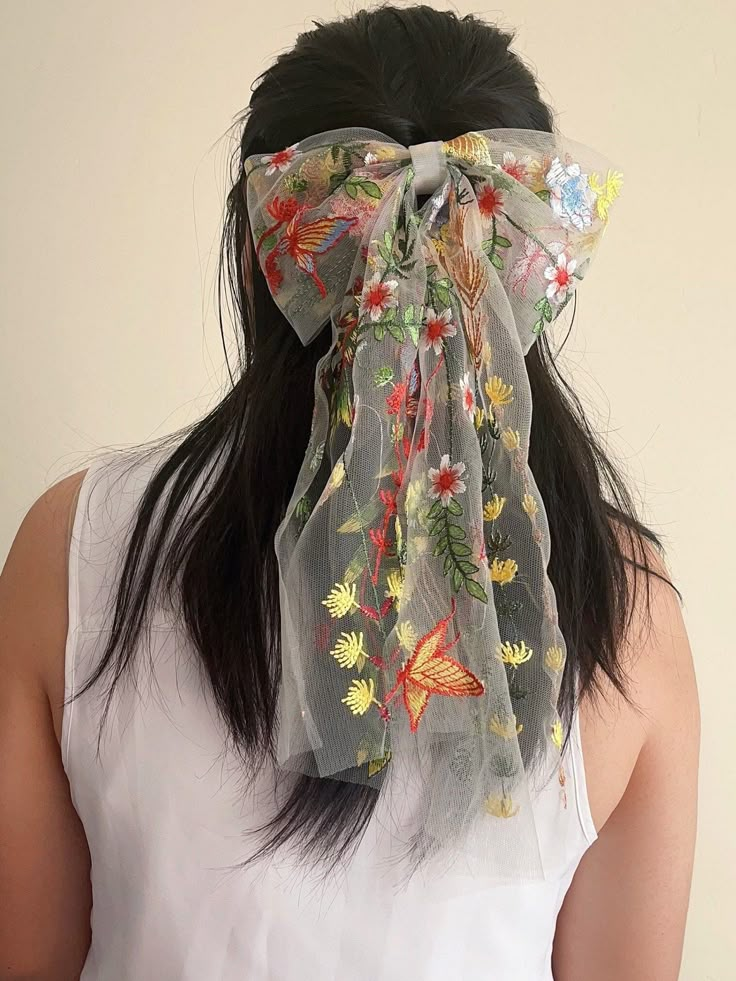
[464,578,488,603]
[360,180,382,199]
[373,366,394,387]
[428,500,487,601]
[386,321,406,342]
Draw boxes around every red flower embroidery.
[386,381,407,415]
[477,183,504,219]
[428,454,467,506]
[261,144,299,175]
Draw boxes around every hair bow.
[244,127,621,874]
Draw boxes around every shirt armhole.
[60,461,103,777]
[569,702,599,847]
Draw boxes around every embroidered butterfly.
[385,599,485,732]
[256,196,357,299]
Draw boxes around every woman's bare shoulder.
[555,532,698,979]
[0,471,88,728]
[579,528,699,833]
[0,471,93,975]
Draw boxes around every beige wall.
[1,1,733,975]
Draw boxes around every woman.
[0,6,699,980]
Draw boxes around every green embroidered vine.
[428,497,488,603]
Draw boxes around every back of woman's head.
[245,6,552,150]
[83,5,671,868]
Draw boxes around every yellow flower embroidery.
[485,375,514,407]
[490,557,518,585]
[551,718,564,750]
[474,406,485,430]
[396,621,417,653]
[489,713,523,739]
[385,569,404,607]
[497,640,534,667]
[545,645,565,672]
[484,794,520,819]
[331,631,367,670]
[526,158,547,194]
[501,428,520,451]
[322,581,358,618]
[431,221,451,256]
[342,677,378,716]
[589,169,624,222]
[521,493,538,518]
[483,494,506,522]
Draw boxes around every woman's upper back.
[59,449,596,980]
[0,446,698,981]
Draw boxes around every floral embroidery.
[360,274,399,321]
[477,182,504,219]
[245,128,620,848]
[421,307,456,354]
[490,712,523,739]
[396,621,418,653]
[485,375,514,407]
[342,677,379,716]
[545,645,565,672]
[385,569,404,608]
[551,718,564,750]
[508,236,547,297]
[483,494,506,522]
[485,794,520,819]
[460,372,476,420]
[331,631,368,669]
[497,640,534,667]
[428,454,467,505]
[545,157,596,231]
[589,169,624,222]
[501,428,520,451]
[322,581,358,618]
[261,143,299,175]
[490,557,518,585]
[501,151,532,184]
[544,251,577,304]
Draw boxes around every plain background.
[1,1,733,976]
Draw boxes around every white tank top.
[62,449,598,981]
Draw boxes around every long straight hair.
[78,5,675,866]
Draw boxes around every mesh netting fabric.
[244,128,621,878]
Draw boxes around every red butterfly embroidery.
[385,599,485,732]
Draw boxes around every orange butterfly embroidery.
[280,213,357,297]
[385,600,485,732]
[257,196,357,299]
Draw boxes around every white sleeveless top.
[62,450,598,981]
